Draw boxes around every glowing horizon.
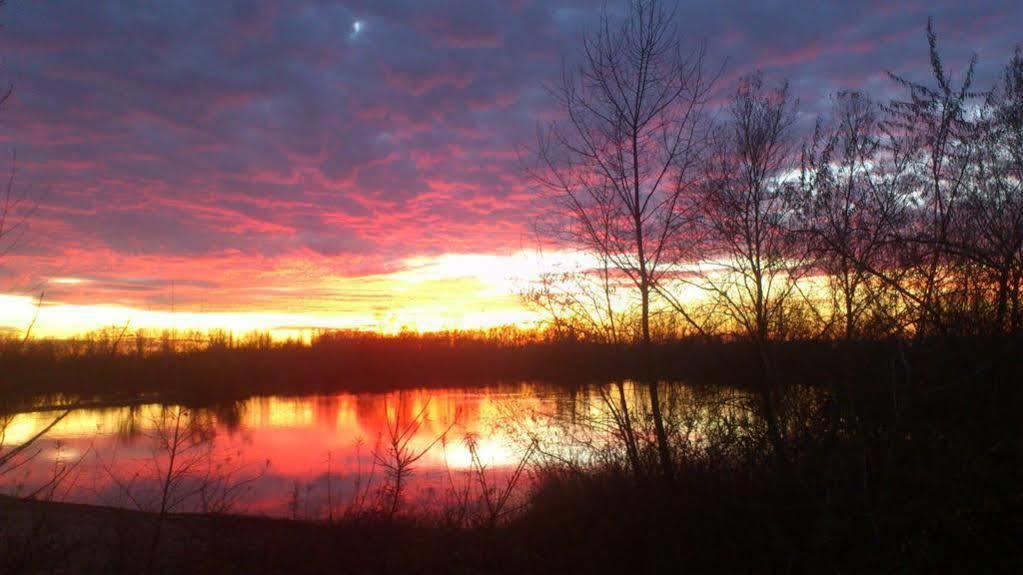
[0,250,602,339]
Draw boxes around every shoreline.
[4,335,1018,407]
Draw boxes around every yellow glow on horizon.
[0,250,604,339]
[4,250,779,340]
[50,277,87,285]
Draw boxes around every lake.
[2,382,714,519]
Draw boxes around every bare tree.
[531,0,716,478]
[525,255,635,345]
[697,73,802,344]
[882,19,980,336]
[694,72,801,466]
[524,256,646,474]
[797,92,914,340]
[951,48,1023,334]
[0,3,30,270]
[0,408,73,476]
[0,6,67,485]
[374,395,454,519]
[97,406,266,571]
[0,152,34,264]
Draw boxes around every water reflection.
[0,382,778,518]
[1,384,567,516]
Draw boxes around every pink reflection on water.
[0,384,591,518]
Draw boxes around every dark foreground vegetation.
[2,333,1021,573]
[9,375,1018,573]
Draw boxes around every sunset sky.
[0,0,1020,337]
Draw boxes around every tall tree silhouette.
[695,72,802,466]
[532,0,716,478]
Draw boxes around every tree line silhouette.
[2,1,1022,572]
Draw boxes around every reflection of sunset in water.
[0,384,614,517]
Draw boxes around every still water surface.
[1,383,648,518]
